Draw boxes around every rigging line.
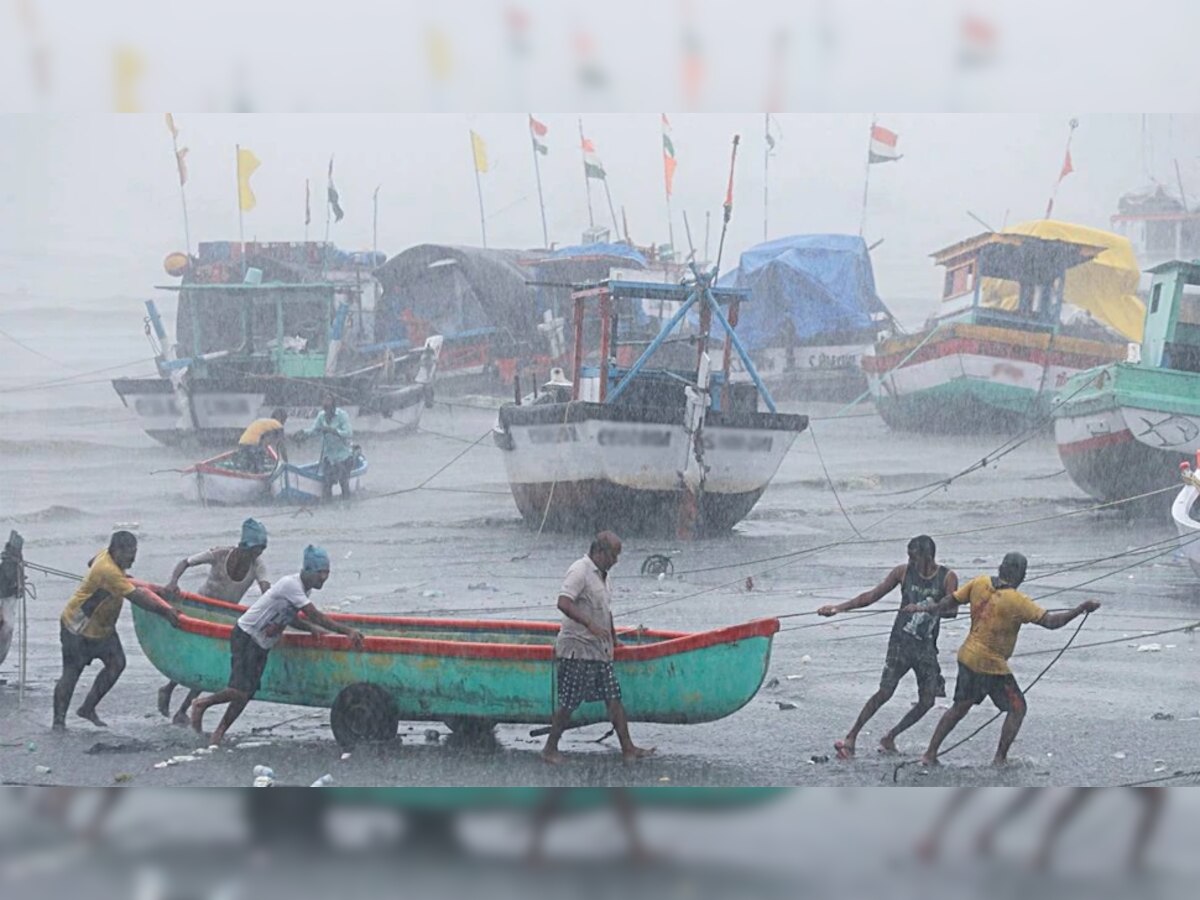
[0,357,160,394]
[807,423,865,539]
[1011,620,1199,659]
[0,326,79,369]
[894,613,1092,782]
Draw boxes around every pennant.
[868,124,902,164]
[765,113,778,153]
[236,147,261,212]
[471,130,489,173]
[661,114,677,197]
[327,156,344,222]
[175,146,189,187]
[529,115,549,155]
[1058,148,1074,182]
[581,135,606,180]
[305,179,311,226]
[165,113,178,139]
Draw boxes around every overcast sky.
[3,114,1198,317]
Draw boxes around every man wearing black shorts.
[818,535,958,759]
[541,531,655,765]
[906,552,1101,766]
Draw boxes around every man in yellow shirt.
[235,408,288,470]
[54,531,181,730]
[901,552,1100,767]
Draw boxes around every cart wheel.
[330,683,399,750]
[442,716,497,743]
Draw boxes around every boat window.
[942,262,975,299]
[1150,282,1161,314]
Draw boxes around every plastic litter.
[236,741,272,749]
[153,762,170,769]
[1136,643,1163,652]
[1112,751,1127,760]
[800,655,812,664]
[775,701,797,711]
[34,765,51,774]
[252,776,274,788]
[421,590,444,599]
[253,765,275,778]
[311,774,333,787]
[340,752,352,761]
[170,755,198,764]
[26,742,36,752]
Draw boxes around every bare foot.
[157,684,172,717]
[541,749,566,765]
[622,746,655,763]
[991,756,1009,768]
[878,735,898,754]
[51,720,66,732]
[76,707,108,727]
[172,711,191,727]
[920,754,939,767]
[834,739,855,760]
[190,705,205,735]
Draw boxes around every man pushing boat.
[817,535,957,759]
[541,531,655,765]
[189,545,364,745]
[157,517,272,725]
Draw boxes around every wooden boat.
[865,223,1138,433]
[493,275,808,536]
[0,532,23,671]
[131,586,779,749]
[181,447,281,505]
[1171,459,1200,579]
[112,241,442,447]
[1054,260,1200,505]
[270,452,368,504]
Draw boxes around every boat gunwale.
[135,583,780,663]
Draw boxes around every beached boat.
[112,241,442,447]
[493,275,808,536]
[1054,260,1200,504]
[181,448,281,506]
[270,452,368,504]
[1171,460,1200,579]
[718,234,893,402]
[865,222,1141,433]
[0,533,21,672]
[130,586,780,749]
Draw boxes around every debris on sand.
[86,739,156,755]
[776,701,798,711]
[1136,643,1163,653]
[1151,712,1175,721]
[467,582,498,592]
[1112,751,1127,760]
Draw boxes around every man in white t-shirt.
[188,544,364,746]
[540,531,655,765]
[157,518,271,724]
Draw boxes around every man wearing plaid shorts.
[541,531,655,765]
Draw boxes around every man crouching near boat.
[190,545,364,746]
[541,531,655,765]
[907,551,1100,767]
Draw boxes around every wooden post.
[571,294,585,400]
[722,299,739,410]
[598,290,612,402]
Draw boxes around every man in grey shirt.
[541,531,655,764]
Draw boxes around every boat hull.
[271,458,368,504]
[494,403,807,535]
[182,449,277,506]
[132,589,779,728]
[752,343,872,403]
[1052,364,1200,504]
[865,322,1125,433]
[1171,482,1200,579]
[0,596,15,669]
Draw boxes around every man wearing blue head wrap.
[158,518,272,724]
[190,544,364,745]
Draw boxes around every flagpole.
[858,115,875,238]
[168,124,191,255]
[662,115,676,258]
[235,144,245,275]
[1045,118,1079,219]
[373,185,380,258]
[530,118,549,248]
[763,115,772,243]
[304,179,310,242]
[472,134,488,248]
[579,117,595,229]
[324,161,332,246]
[602,178,620,238]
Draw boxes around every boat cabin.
[559,278,776,415]
[933,231,1106,330]
[1140,260,1200,374]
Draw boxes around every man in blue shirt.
[305,391,354,501]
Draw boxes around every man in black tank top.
[817,535,958,759]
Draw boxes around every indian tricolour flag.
[581,136,606,180]
[868,124,902,163]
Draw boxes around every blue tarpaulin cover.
[717,234,889,349]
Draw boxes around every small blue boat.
[270,451,368,504]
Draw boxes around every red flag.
[1058,148,1074,182]
[529,115,548,138]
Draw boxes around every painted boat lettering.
[806,352,859,369]
[701,433,774,452]
[526,424,580,445]
[596,428,672,448]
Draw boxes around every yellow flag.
[113,46,145,112]
[237,147,261,211]
[470,130,488,173]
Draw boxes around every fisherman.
[905,551,1101,766]
[156,517,272,725]
[817,535,957,759]
[236,408,288,471]
[301,392,354,502]
[540,531,655,765]
[53,531,180,730]
[189,545,364,745]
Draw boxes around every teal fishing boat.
[132,587,778,749]
[1054,260,1200,504]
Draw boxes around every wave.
[3,505,91,524]
[0,437,157,456]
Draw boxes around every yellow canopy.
[980,219,1145,342]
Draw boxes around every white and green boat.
[1054,259,1200,504]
